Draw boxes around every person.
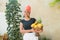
[19,5,43,40]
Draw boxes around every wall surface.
[0,0,60,40]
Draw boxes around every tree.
[5,0,22,40]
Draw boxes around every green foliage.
[5,0,22,40]
[37,17,42,23]
[49,0,60,7]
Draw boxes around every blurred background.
[0,0,60,40]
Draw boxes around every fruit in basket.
[31,23,43,30]
[31,21,43,36]
[31,18,43,36]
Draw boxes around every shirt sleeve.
[20,20,23,23]
[32,18,36,23]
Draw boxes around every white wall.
[0,12,8,35]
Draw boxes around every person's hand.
[34,29,43,33]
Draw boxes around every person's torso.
[21,18,36,30]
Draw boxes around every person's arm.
[34,27,43,33]
[19,22,34,34]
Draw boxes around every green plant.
[49,0,60,7]
[5,0,22,40]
